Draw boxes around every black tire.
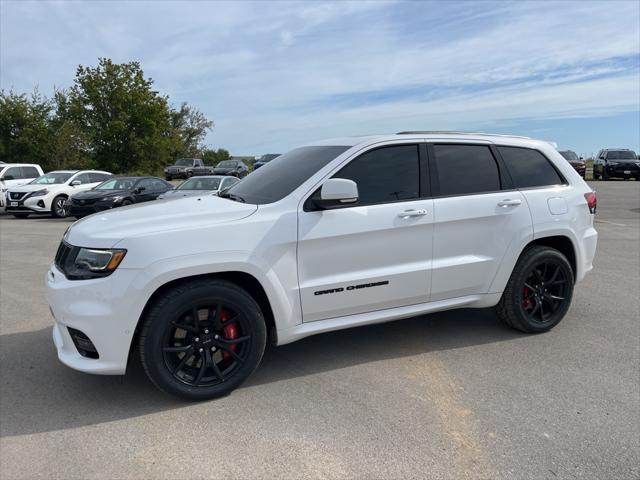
[602,169,610,181]
[187,171,193,178]
[121,199,133,207]
[51,195,68,218]
[496,245,574,333]
[12,213,29,219]
[139,279,267,400]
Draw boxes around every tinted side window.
[498,147,564,188]
[333,145,420,206]
[433,145,500,196]
[137,179,155,191]
[151,179,169,191]
[5,167,23,179]
[74,173,92,184]
[22,167,40,178]
[89,172,109,183]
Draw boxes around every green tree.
[169,103,214,159]
[201,148,230,166]
[65,58,174,174]
[0,89,54,169]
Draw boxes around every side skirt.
[276,293,502,345]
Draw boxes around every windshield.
[178,177,222,190]
[222,145,350,205]
[559,151,579,161]
[30,172,74,185]
[608,150,636,160]
[95,178,137,190]
[217,160,237,168]
[174,159,194,166]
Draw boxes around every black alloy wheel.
[520,260,570,325]
[139,279,266,400]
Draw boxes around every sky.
[1,0,639,156]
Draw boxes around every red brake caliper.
[522,286,534,309]
[220,308,238,361]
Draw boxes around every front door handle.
[397,209,428,218]
[497,199,522,207]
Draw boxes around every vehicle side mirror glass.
[579,156,584,161]
[135,186,145,193]
[315,178,359,210]
[71,180,81,186]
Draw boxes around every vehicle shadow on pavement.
[247,308,521,388]
[0,308,521,437]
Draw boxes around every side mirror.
[579,156,584,161]
[71,180,81,186]
[314,178,359,210]
[135,186,145,194]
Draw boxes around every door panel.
[431,191,531,300]
[298,199,434,322]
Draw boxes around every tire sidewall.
[141,282,267,400]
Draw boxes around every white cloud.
[1,0,638,153]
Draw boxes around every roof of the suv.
[309,132,551,149]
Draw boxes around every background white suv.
[6,170,112,218]
[0,163,44,209]
[47,132,597,400]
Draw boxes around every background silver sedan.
[157,175,240,200]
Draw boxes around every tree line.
[0,58,229,175]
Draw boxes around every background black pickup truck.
[164,158,215,180]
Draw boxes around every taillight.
[584,191,597,214]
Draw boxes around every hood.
[72,189,128,200]
[569,160,585,167]
[158,189,215,199]
[66,194,257,247]
[9,183,64,193]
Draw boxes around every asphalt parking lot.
[0,181,638,479]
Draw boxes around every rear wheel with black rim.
[121,199,132,207]
[496,246,574,333]
[51,195,68,218]
[139,279,267,400]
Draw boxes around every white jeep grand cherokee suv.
[47,132,598,400]
[6,170,112,218]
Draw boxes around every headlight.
[60,247,127,279]
[99,196,122,203]
[75,248,126,271]
[31,188,49,197]
[607,161,618,165]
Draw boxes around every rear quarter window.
[498,147,565,188]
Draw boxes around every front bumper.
[5,194,52,213]
[605,164,640,177]
[46,263,147,375]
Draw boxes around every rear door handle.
[397,209,428,218]
[497,199,522,207]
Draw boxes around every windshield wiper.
[218,190,246,203]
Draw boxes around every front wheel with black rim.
[496,245,574,333]
[51,196,68,218]
[139,279,267,400]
